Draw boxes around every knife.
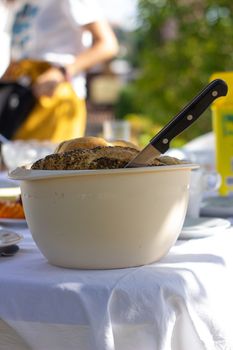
[125,79,228,168]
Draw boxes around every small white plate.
[200,196,233,218]
[0,177,19,188]
[0,230,23,247]
[0,218,27,226]
[0,187,21,198]
[0,177,21,201]
[179,217,231,239]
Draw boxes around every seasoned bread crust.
[32,146,140,170]
[31,146,183,170]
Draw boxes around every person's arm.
[66,20,119,77]
[33,20,118,98]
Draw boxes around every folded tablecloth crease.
[0,227,233,350]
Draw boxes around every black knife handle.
[150,79,228,153]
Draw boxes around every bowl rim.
[9,163,199,181]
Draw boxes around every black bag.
[0,81,36,139]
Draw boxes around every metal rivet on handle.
[212,91,218,97]
[187,114,193,121]
[162,138,169,144]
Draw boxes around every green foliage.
[125,113,187,148]
[116,0,233,142]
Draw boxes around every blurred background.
[1,0,233,148]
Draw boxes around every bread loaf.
[32,136,184,170]
[55,136,140,153]
[32,146,142,170]
[54,136,111,153]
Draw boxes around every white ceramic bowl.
[9,164,197,269]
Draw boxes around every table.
[1,222,233,350]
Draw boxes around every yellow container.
[210,72,233,196]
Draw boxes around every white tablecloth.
[1,224,233,350]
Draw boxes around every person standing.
[1,0,118,141]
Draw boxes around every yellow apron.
[4,60,86,142]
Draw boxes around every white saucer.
[0,186,21,198]
[0,178,21,200]
[0,177,19,188]
[179,217,231,239]
[0,230,23,247]
[0,218,27,226]
[200,196,233,218]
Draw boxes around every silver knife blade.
[125,143,161,168]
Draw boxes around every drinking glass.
[103,120,131,142]
[1,140,57,171]
[186,169,221,219]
